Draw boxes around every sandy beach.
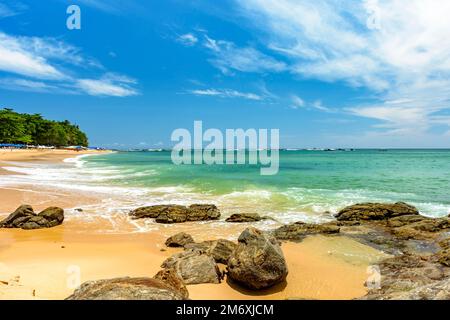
[0,149,388,300]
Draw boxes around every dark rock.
[165,232,195,247]
[225,213,262,223]
[273,221,340,240]
[0,205,64,230]
[130,204,220,224]
[0,205,34,227]
[335,202,419,221]
[437,249,450,267]
[388,216,450,239]
[66,277,186,300]
[161,249,221,285]
[185,239,237,264]
[439,237,450,249]
[153,268,189,299]
[187,204,220,222]
[132,205,189,222]
[227,227,288,290]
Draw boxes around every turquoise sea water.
[79,149,450,221]
[2,149,449,226]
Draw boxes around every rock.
[0,205,64,230]
[187,204,221,222]
[165,232,195,247]
[273,222,340,240]
[130,204,220,223]
[153,269,189,299]
[439,237,450,249]
[0,205,34,227]
[131,205,189,221]
[227,227,288,290]
[390,278,450,300]
[225,213,262,223]
[66,277,186,300]
[161,249,221,285]
[437,249,450,267]
[335,202,419,222]
[185,239,237,264]
[207,239,237,264]
[362,254,447,300]
[388,216,450,239]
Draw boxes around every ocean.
[2,149,450,231]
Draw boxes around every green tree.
[0,108,89,147]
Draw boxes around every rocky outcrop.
[161,249,221,285]
[361,254,449,300]
[335,202,419,221]
[153,268,189,299]
[273,221,340,241]
[392,278,450,300]
[130,204,220,224]
[388,215,450,239]
[436,249,450,267]
[225,213,262,223]
[66,277,187,300]
[165,232,195,247]
[185,239,237,264]
[187,204,221,222]
[0,205,64,230]
[227,227,288,290]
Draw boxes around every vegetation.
[0,108,88,146]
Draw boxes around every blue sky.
[1,0,450,148]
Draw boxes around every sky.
[1,0,450,148]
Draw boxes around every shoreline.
[0,149,386,300]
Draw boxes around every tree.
[0,108,89,146]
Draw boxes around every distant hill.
[0,108,88,147]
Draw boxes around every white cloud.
[178,33,198,46]
[0,31,138,97]
[234,0,450,138]
[0,32,65,79]
[0,78,57,93]
[77,77,138,97]
[189,88,263,101]
[290,95,305,109]
[203,35,286,75]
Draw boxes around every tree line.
[0,108,88,147]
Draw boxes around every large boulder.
[273,221,340,240]
[0,205,34,227]
[153,268,189,299]
[225,213,262,223]
[335,202,419,221]
[185,239,237,264]
[161,249,221,285]
[165,232,195,247]
[0,205,64,230]
[66,277,187,300]
[130,204,220,224]
[227,227,288,290]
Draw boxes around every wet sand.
[0,149,389,300]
